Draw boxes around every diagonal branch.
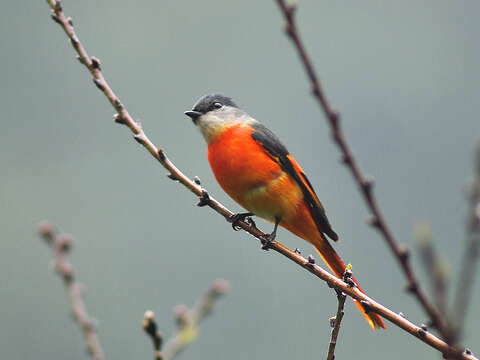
[274,0,449,339]
[415,223,449,323]
[38,222,105,360]
[43,2,476,359]
[143,279,229,360]
[162,279,230,360]
[453,140,480,341]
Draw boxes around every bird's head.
[185,94,246,143]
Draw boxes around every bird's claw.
[260,233,275,251]
[229,212,256,231]
[260,217,280,251]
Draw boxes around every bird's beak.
[184,110,202,124]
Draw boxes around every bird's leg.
[229,212,256,231]
[261,217,281,250]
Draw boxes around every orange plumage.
[208,123,385,330]
[208,124,302,224]
[186,93,384,330]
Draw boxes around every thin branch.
[38,222,105,360]
[327,268,353,360]
[43,2,476,359]
[415,223,449,318]
[453,140,480,340]
[274,0,449,339]
[327,290,347,360]
[142,280,229,360]
[162,279,230,360]
[143,311,164,360]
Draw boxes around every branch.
[143,280,229,360]
[38,222,105,360]
[274,0,450,339]
[415,223,449,319]
[453,140,480,341]
[143,311,164,360]
[43,2,476,359]
[327,290,347,360]
[163,279,229,360]
[327,267,354,360]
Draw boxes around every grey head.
[184,94,238,124]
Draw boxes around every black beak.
[184,110,202,123]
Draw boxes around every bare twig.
[274,0,449,339]
[143,280,229,360]
[415,223,449,322]
[327,290,347,360]
[43,2,476,359]
[143,311,164,360]
[453,140,480,341]
[162,279,229,360]
[38,222,105,360]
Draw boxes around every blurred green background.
[1,1,479,359]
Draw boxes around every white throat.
[196,106,250,143]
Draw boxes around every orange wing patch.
[286,155,324,210]
[286,155,338,241]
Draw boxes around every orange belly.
[207,124,303,224]
[208,123,386,330]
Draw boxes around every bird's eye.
[213,102,223,109]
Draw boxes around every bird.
[185,93,385,330]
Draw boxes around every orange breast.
[207,124,303,223]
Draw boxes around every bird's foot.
[229,212,256,231]
[260,217,280,251]
[260,232,276,251]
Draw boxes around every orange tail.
[312,240,386,330]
